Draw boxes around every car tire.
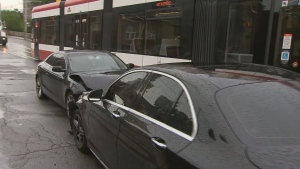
[66,92,76,118]
[73,110,89,153]
[36,76,47,99]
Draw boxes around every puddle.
[0,108,4,118]
[1,77,25,80]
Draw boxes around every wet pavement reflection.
[0,37,33,60]
[0,37,103,169]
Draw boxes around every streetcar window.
[115,8,191,59]
[65,16,73,48]
[145,19,181,57]
[40,17,58,46]
[88,15,102,50]
[145,8,182,58]
[117,12,145,54]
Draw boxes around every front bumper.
[0,36,8,43]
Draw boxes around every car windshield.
[68,53,128,72]
[216,81,300,145]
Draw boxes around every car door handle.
[111,110,121,119]
[151,138,167,149]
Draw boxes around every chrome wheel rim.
[66,94,75,118]
[73,114,84,148]
[36,77,42,97]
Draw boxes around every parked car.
[74,63,300,169]
[35,50,133,119]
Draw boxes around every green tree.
[1,10,24,32]
[31,0,56,6]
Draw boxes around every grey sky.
[0,0,23,10]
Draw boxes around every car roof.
[60,50,111,55]
[136,62,300,90]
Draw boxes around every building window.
[117,12,145,54]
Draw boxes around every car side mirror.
[88,89,104,102]
[127,63,135,69]
[52,66,66,72]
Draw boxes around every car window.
[45,54,55,66]
[106,72,148,108]
[52,53,66,69]
[136,74,193,135]
[68,53,128,72]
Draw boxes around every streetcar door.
[275,6,300,73]
[74,14,88,50]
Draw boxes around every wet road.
[0,37,103,169]
[4,37,32,60]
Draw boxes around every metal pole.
[0,3,2,21]
[24,0,28,40]
[264,0,275,65]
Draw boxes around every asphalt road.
[0,37,103,169]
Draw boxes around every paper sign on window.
[282,34,292,49]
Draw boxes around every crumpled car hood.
[72,71,126,90]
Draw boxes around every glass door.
[276,6,300,73]
[74,14,88,50]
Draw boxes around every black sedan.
[35,50,133,119]
[74,63,300,169]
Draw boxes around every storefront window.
[117,12,145,54]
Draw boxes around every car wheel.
[66,92,76,118]
[73,110,89,153]
[36,76,46,99]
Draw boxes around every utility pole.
[23,0,28,40]
[0,3,2,25]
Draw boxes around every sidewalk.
[8,35,32,42]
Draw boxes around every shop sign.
[282,0,288,6]
[282,34,292,49]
